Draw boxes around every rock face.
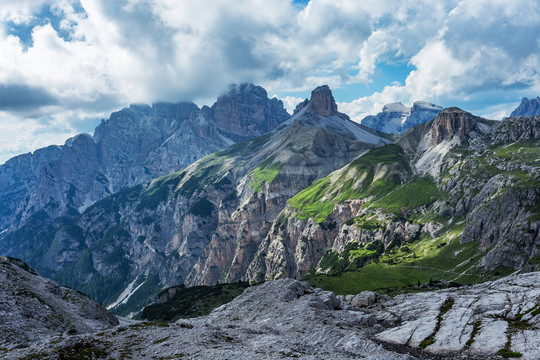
[310,85,338,116]
[361,101,442,134]
[8,274,540,359]
[0,86,390,316]
[210,83,289,137]
[510,96,540,117]
[0,83,289,234]
[429,107,479,146]
[0,256,118,350]
[375,272,540,359]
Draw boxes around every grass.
[288,144,409,222]
[141,282,250,322]
[304,221,512,295]
[370,177,440,215]
[250,156,283,192]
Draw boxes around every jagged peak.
[64,133,94,147]
[293,98,309,115]
[430,107,478,146]
[309,85,338,117]
[221,82,268,99]
[509,96,540,118]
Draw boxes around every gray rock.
[10,274,540,359]
[0,256,118,349]
[375,272,540,359]
[351,291,377,307]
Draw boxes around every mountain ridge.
[0,83,289,235]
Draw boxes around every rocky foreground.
[4,271,539,359]
[0,256,118,349]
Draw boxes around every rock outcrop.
[429,107,479,146]
[8,274,540,359]
[0,256,118,350]
[375,272,540,359]
[310,85,338,116]
[509,96,540,117]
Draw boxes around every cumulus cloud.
[0,0,539,163]
[341,0,540,122]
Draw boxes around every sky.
[1,0,540,164]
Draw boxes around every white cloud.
[278,95,306,113]
[0,0,539,161]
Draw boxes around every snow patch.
[78,194,94,213]
[107,276,145,310]
[413,101,443,111]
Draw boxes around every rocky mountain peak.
[211,82,289,135]
[509,96,540,117]
[430,107,477,146]
[411,100,442,112]
[309,85,338,117]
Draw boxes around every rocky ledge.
[6,272,539,359]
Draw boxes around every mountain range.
[0,84,539,320]
[0,83,289,234]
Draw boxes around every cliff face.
[210,83,289,138]
[0,86,389,316]
[429,107,478,146]
[0,84,289,234]
[309,85,338,116]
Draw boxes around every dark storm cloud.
[0,84,58,111]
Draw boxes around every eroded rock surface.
[374,272,540,359]
[0,256,118,350]
[9,274,540,359]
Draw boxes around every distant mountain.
[361,101,442,134]
[0,83,289,234]
[509,96,540,117]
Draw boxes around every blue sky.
[0,0,539,163]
